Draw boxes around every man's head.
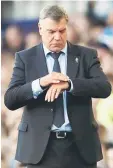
[5,25,23,50]
[38,5,68,52]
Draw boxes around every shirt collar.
[43,42,67,57]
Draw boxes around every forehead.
[40,18,67,30]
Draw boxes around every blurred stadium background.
[1,1,113,168]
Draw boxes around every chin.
[50,46,64,52]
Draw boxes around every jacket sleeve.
[70,50,111,98]
[4,52,35,110]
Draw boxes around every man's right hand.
[40,72,69,87]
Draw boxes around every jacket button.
[34,96,37,99]
[51,109,53,112]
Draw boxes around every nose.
[54,32,61,41]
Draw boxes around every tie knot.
[50,51,63,60]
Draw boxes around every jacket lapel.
[67,42,80,80]
[36,43,49,78]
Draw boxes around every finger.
[55,88,61,99]
[52,72,68,81]
[47,89,51,102]
[45,88,52,102]
[52,80,60,83]
[56,74,69,82]
[46,90,50,102]
[50,88,57,102]
[45,91,48,101]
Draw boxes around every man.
[4,5,111,168]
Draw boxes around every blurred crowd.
[1,2,113,168]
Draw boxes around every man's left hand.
[45,81,69,102]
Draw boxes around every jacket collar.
[36,41,80,79]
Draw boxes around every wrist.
[39,78,47,90]
[66,80,71,91]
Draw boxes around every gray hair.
[39,5,68,22]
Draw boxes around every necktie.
[50,52,65,127]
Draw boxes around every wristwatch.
[67,79,71,91]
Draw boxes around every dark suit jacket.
[4,42,111,165]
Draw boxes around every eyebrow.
[47,28,66,32]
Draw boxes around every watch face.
[67,79,71,91]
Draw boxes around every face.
[97,48,113,76]
[38,18,67,52]
[5,27,23,49]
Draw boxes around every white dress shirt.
[32,43,72,132]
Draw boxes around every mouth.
[51,44,62,47]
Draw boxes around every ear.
[38,23,42,36]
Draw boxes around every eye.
[49,31,55,34]
[60,29,66,34]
